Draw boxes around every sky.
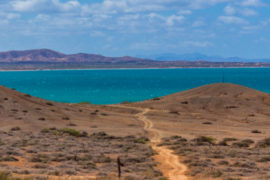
[0,0,270,59]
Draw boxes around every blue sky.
[0,0,270,58]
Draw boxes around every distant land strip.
[0,49,270,70]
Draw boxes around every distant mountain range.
[0,49,270,70]
[140,53,270,62]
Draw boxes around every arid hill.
[1,83,270,180]
[0,85,144,136]
[0,49,153,63]
[0,49,270,69]
[128,83,270,140]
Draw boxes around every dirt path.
[135,108,188,180]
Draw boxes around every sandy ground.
[135,108,188,180]
[1,83,270,179]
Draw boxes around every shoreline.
[1,66,270,72]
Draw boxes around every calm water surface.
[0,68,269,104]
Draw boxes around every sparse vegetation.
[0,172,12,180]
[232,139,254,148]
[194,136,216,145]
[46,102,54,106]
[256,138,270,148]
[24,94,31,97]
[134,137,149,144]
[58,128,81,137]
[62,117,70,120]
[38,117,46,121]
[169,110,179,115]
[0,130,162,179]
[10,127,21,131]
[181,101,188,104]
[159,135,270,179]
[252,130,262,134]
[202,122,212,125]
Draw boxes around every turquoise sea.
[0,68,269,104]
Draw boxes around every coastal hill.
[0,49,270,69]
[1,83,270,179]
[130,83,270,139]
[0,49,152,63]
[0,85,143,135]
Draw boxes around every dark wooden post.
[117,157,124,178]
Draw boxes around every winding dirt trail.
[135,108,188,180]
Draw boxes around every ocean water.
[0,68,269,104]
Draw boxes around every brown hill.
[0,85,143,136]
[0,49,154,63]
[0,49,270,70]
[128,83,270,140]
[132,83,270,114]
[1,83,270,180]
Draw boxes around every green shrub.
[194,136,216,145]
[258,156,270,162]
[158,177,168,180]
[0,172,12,180]
[41,128,83,137]
[134,137,149,144]
[59,128,81,137]
[41,128,50,133]
[0,139,4,146]
[0,156,18,162]
[212,169,223,178]
[233,139,254,148]
[257,138,270,148]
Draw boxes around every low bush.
[134,137,149,144]
[0,172,12,180]
[0,156,19,162]
[257,156,270,162]
[202,122,212,125]
[10,127,21,131]
[251,130,262,134]
[232,139,254,148]
[193,136,216,145]
[59,128,81,137]
[46,102,54,106]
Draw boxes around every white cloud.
[2,0,268,39]
[240,8,257,16]
[224,5,236,15]
[52,0,80,12]
[218,15,248,24]
[166,15,184,26]
[12,0,46,12]
[224,5,257,16]
[12,0,81,12]
[241,0,265,7]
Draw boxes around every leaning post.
[117,156,124,178]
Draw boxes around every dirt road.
[135,109,188,180]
